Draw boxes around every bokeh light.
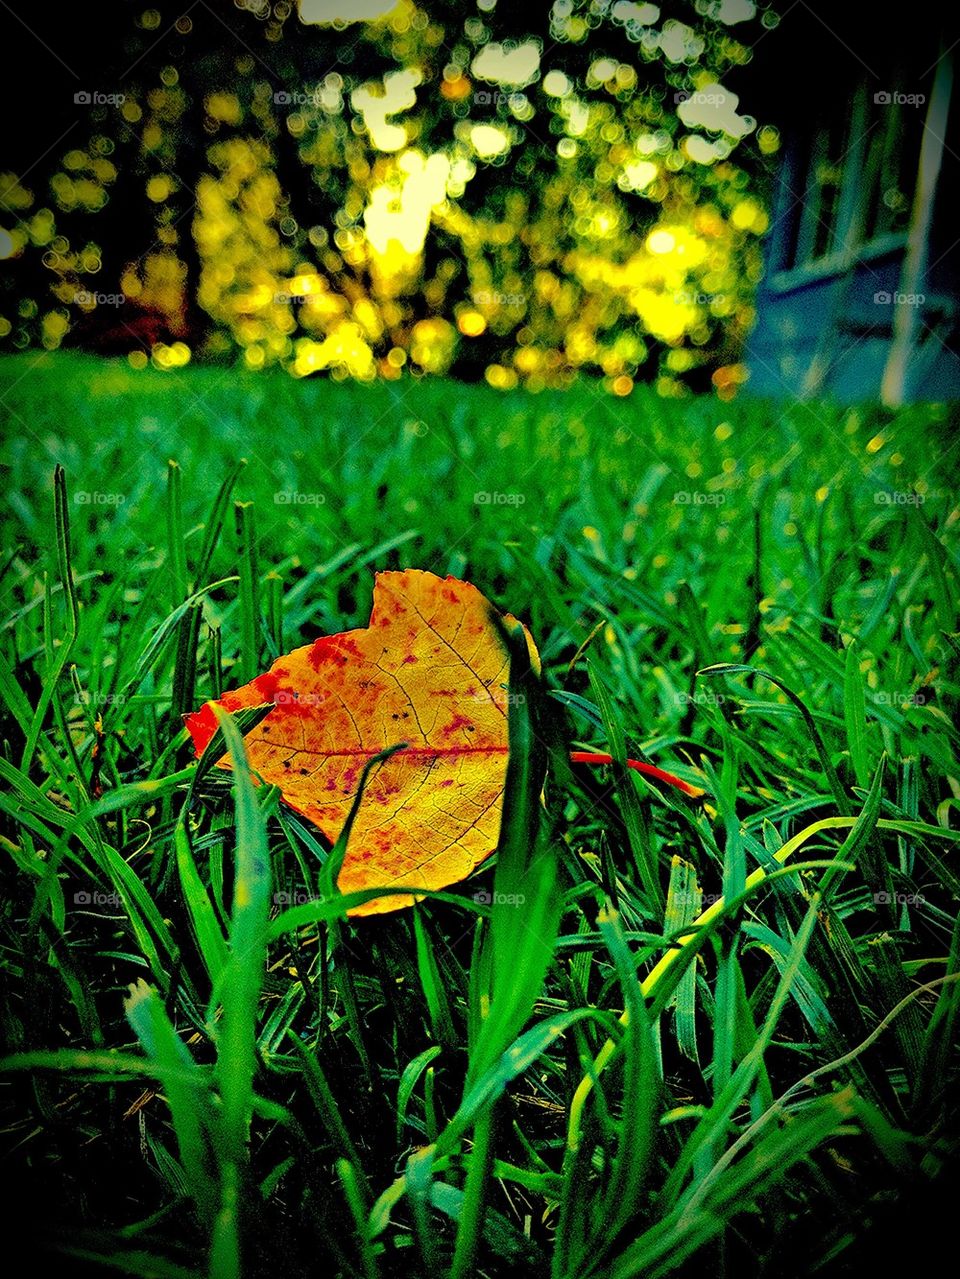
[0,0,772,390]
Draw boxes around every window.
[859,91,925,242]
[772,74,927,278]
[776,114,849,272]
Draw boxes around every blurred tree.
[0,0,779,390]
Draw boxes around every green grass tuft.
[1,353,958,1276]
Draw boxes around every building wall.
[742,35,958,403]
[748,244,960,401]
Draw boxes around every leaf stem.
[569,751,705,798]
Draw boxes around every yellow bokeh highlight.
[147,175,174,202]
[205,92,242,125]
[458,309,486,337]
[292,322,376,379]
[647,229,676,255]
[352,67,421,153]
[485,363,518,390]
[470,125,511,159]
[152,341,191,369]
[410,317,456,373]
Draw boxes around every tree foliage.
[0,0,781,389]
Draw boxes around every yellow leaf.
[186,569,538,915]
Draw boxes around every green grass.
[1,351,959,1278]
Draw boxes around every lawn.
[1,352,958,1278]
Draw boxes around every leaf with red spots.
[185,570,538,916]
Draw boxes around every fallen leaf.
[185,569,538,916]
